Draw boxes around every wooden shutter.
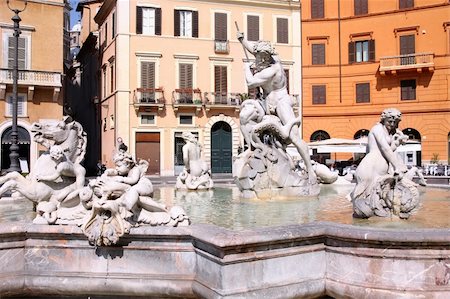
[8,36,26,69]
[401,80,416,100]
[312,44,325,65]
[141,62,155,88]
[215,13,227,41]
[136,6,143,34]
[399,0,414,9]
[214,66,227,99]
[192,11,198,38]
[284,69,290,94]
[247,15,259,41]
[354,0,368,15]
[348,41,355,64]
[179,63,193,89]
[277,18,288,44]
[311,0,324,19]
[368,39,375,61]
[174,10,180,36]
[312,85,326,104]
[155,8,162,35]
[356,83,370,103]
[400,34,415,55]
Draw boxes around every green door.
[211,121,232,173]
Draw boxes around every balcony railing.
[172,88,202,105]
[134,88,165,111]
[204,92,241,111]
[0,69,62,87]
[214,40,229,54]
[379,52,434,74]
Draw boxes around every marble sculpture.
[233,31,319,199]
[0,116,189,246]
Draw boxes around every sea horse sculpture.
[0,116,87,222]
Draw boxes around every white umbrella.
[308,137,368,153]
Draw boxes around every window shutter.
[400,34,415,55]
[247,15,259,41]
[192,11,199,38]
[155,8,162,35]
[141,61,155,89]
[348,41,355,64]
[17,95,25,116]
[277,18,288,44]
[312,44,325,65]
[311,0,324,19]
[215,13,227,41]
[8,37,26,69]
[136,6,143,34]
[400,0,414,9]
[356,83,370,103]
[284,69,290,94]
[313,85,326,104]
[174,10,180,36]
[368,39,375,61]
[354,0,368,15]
[214,66,227,96]
[179,63,193,89]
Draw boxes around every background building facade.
[93,0,302,176]
[301,0,450,166]
[0,0,68,173]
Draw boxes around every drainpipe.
[338,0,342,103]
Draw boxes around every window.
[214,65,227,103]
[140,114,155,125]
[284,69,290,94]
[141,61,156,102]
[311,0,324,19]
[312,85,326,104]
[401,79,416,100]
[354,0,368,15]
[400,34,415,65]
[399,0,414,9]
[110,63,114,93]
[215,12,227,41]
[174,10,198,37]
[312,43,325,65]
[356,83,370,103]
[102,67,107,98]
[112,12,116,38]
[179,115,193,125]
[136,7,161,35]
[104,22,108,45]
[5,94,27,117]
[277,18,288,44]
[178,63,193,102]
[7,36,27,69]
[247,15,259,41]
[348,40,375,63]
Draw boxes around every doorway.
[211,121,232,173]
[135,132,160,175]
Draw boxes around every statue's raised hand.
[236,31,244,41]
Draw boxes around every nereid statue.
[176,132,213,190]
[349,108,422,219]
[233,31,319,199]
[0,117,190,246]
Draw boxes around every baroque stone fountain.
[0,37,448,298]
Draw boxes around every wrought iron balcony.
[214,40,229,54]
[379,52,434,75]
[172,88,202,114]
[204,92,241,112]
[133,88,165,111]
[0,68,62,87]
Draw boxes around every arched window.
[354,129,369,140]
[310,130,330,141]
[309,130,330,164]
[1,126,31,172]
[402,128,421,141]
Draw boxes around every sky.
[69,0,81,28]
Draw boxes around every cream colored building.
[94,0,301,175]
[0,0,68,172]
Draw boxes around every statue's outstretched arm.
[245,65,276,88]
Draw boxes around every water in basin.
[1,184,449,230]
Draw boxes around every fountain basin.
[0,221,449,298]
[0,185,449,298]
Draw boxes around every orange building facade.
[301,0,450,166]
[0,0,68,172]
